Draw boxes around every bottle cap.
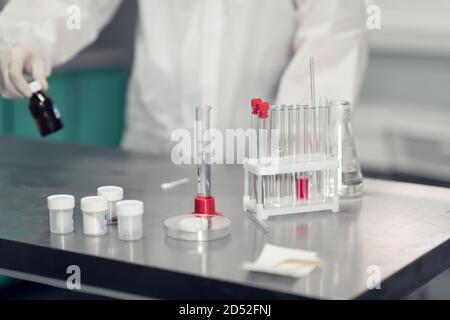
[81,196,108,212]
[29,81,42,93]
[251,98,262,115]
[47,195,75,210]
[116,200,144,217]
[97,186,124,201]
[259,102,269,119]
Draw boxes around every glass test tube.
[196,105,212,197]
[258,119,269,164]
[318,98,331,201]
[290,104,303,205]
[295,104,310,203]
[281,105,291,205]
[294,104,308,205]
[284,104,298,205]
[309,58,321,202]
[304,104,317,202]
[250,99,261,202]
[250,99,261,160]
[250,110,255,201]
[257,102,270,207]
[270,105,284,207]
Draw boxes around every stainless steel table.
[1,137,450,299]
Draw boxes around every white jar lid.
[81,196,108,212]
[29,81,42,93]
[116,200,144,217]
[48,195,75,210]
[97,186,124,201]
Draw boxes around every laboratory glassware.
[28,81,63,137]
[269,105,284,207]
[250,99,262,203]
[309,57,320,202]
[81,196,108,236]
[97,186,124,225]
[250,98,262,159]
[318,98,331,201]
[258,102,270,165]
[243,58,340,221]
[47,194,75,235]
[257,102,270,207]
[116,200,144,241]
[295,104,309,203]
[331,100,364,198]
[164,105,231,242]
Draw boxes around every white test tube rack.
[243,157,339,221]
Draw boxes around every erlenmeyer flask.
[332,100,364,198]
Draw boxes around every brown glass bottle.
[28,81,63,137]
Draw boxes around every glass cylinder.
[196,105,212,197]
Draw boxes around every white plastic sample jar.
[81,196,108,236]
[116,200,144,241]
[97,186,123,225]
[47,195,75,235]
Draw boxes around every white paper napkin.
[242,244,322,278]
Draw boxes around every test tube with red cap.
[258,102,270,164]
[250,99,262,203]
[250,99,262,159]
[257,102,270,207]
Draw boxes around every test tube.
[257,102,270,207]
[250,99,261,160]
[318,97,331,201]
[258,102,270,164]
[304,103,317,202]
[295,104,307,204]
[250,99,262,203]
[196,105,212,197]
[287,104,301,205]
[270,105,284,207]
[318,97,331,159]
[310,58,320,202]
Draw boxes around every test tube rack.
[243,157,339,221]
[243,100,340,221]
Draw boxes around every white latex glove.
[0,44,49,99]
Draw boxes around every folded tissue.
[242,244,322,278]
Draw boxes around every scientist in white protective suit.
[0,0,368,154]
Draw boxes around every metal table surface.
[1,137,450,299]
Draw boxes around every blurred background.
[0,0,449,299]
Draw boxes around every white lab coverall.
[0,0,368,154]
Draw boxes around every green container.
[0,67,127,147]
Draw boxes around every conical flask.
[332,100,364,198]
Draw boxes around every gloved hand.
[0,44,49,99]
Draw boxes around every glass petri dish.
[164,214,231,242]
